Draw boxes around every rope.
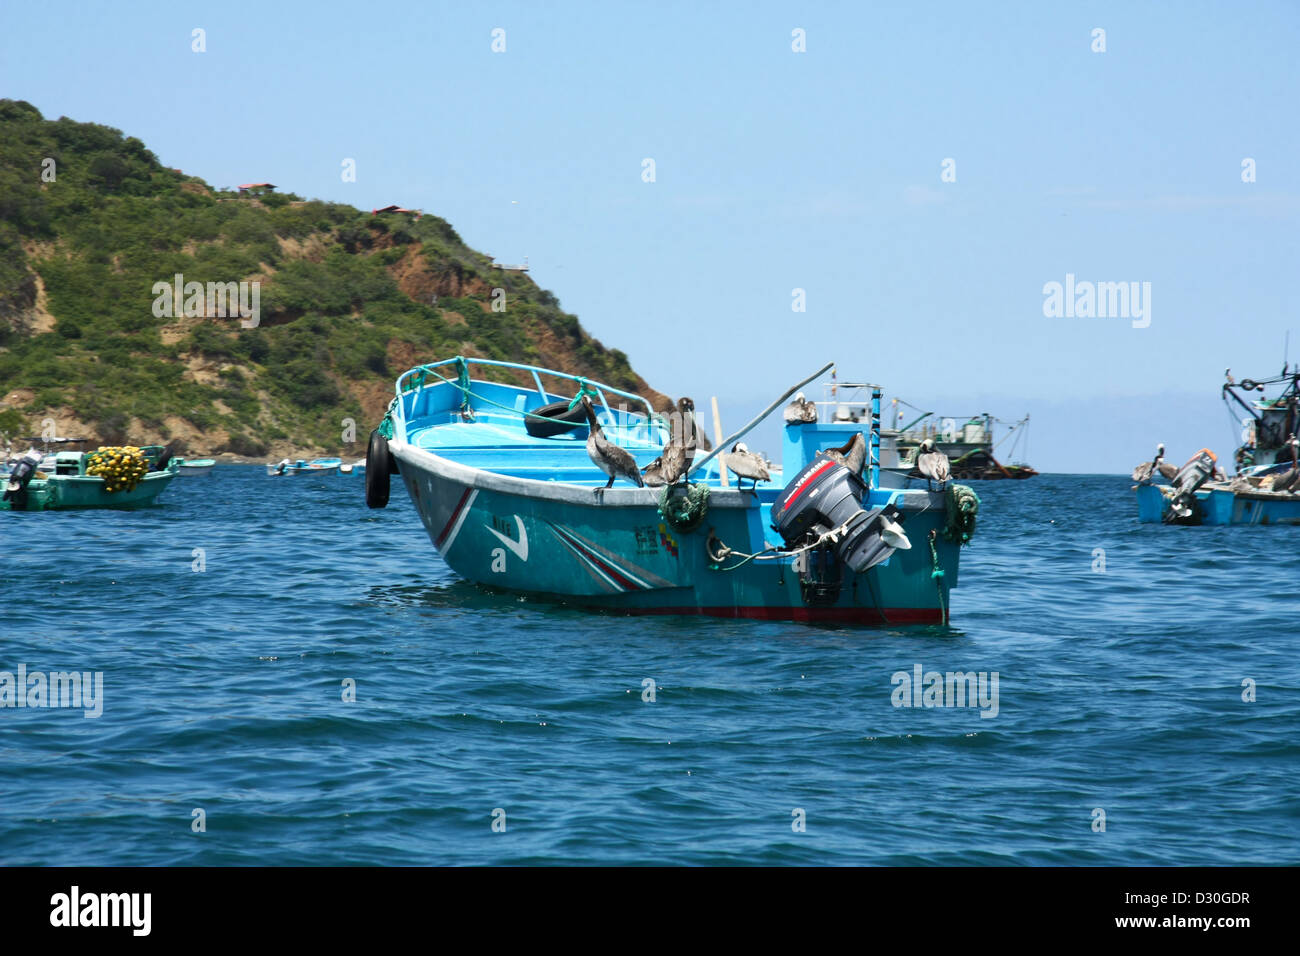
[566,379,602,411]
[455,359,475,420]
[377,398,397,440]
[660,482,710,533]
[943,483,980,545]
[705,514,858,572]
[928,529,948,625]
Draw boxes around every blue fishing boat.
[266,457,342,476]
[364,356,978,623]
[1135,365,1300,525]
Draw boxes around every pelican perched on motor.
[580,397,644,493]
[725,442,770,492]
[915,438,950,490]
[820,432,866,476]
[1132,443,1176,483]
[783,392,817,424]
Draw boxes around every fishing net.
[660,482,710,533]
[943,483,980,545]
[86,446,148,493]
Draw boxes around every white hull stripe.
[552,533,625,592]
[436,488,479,553]
[549,523,654,591]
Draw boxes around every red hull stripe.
[553,532,629,592]
[601,605,943,624]
[435,488,474,549]
[550,524,645,591]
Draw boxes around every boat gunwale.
[391,440,944,513]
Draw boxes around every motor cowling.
[771,457,907,575]
[1165,448,1218,523]
[3,448,44,502]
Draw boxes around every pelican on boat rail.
[364,356,977,624]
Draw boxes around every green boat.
[1,445,179,511]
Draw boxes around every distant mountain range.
[0,98,668,457]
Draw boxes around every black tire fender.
[365,430,391,509]
[524,400,589,438]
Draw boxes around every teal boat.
[363,357,977,624]
[1,445,178,511]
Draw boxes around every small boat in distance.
[339,459,366,475]
[1135,364,1300,525]
[267,457,342,476]
[362,356,977,624]
[176,458,216,475]
[2,444,179,511]
[892,407,1036,481]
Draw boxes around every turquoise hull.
[381,359,968,623]
[1,469,176,511]
[395,443,958,623]
[1136,483,1300,525]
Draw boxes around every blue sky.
[3,1,1297,471]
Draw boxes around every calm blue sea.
[1,470,1296,865]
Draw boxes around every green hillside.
[0,99,667,457]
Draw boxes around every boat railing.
[395,356,659,426]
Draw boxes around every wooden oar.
[688,361,834,478]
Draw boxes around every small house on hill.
[238,183,276,196]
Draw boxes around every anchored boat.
[891,404,1036,482]
[176,457,216,476]
[266,457,342,476]
[2,444,178,511]
[1135,365,1300,525]
[364,357,978,623]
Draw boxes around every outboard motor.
[1165,448,1218,523]
[2,448,44,503]
[771,457,910,604]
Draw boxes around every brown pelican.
[642,456,667,487]
[1274,436,1300,492]
[726,442,770,491]
[646,397,696,487]
[1132,443,1176,483]
[658,441,689,486]
[783,392,817,424]
[1273,468,1300,493]
[821,432,866,476]
[916,438,950,490]
[673,397,699,471]
[580,397,644,492]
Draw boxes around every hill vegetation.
[0,99,667,457]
